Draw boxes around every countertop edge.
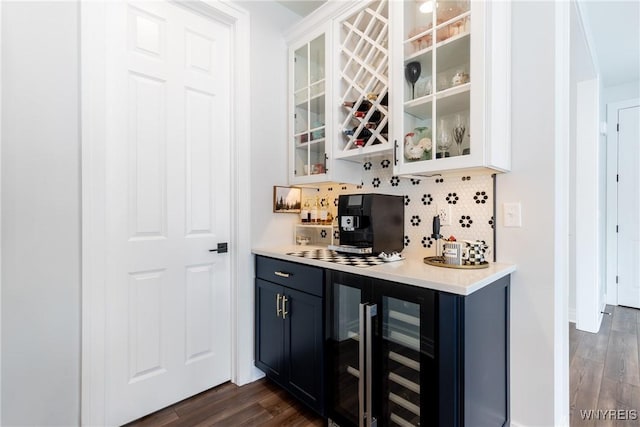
[252,247,516,296]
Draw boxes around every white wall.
[603,80,640,104]
[496,2,567,425]
[1,2,81,425]
[247,1,301,250]
[569,1,602,333]
[568,0,597,324]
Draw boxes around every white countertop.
[252,245,516,296]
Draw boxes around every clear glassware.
[452,114,466,156]
[436,119,451,158]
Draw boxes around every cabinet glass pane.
[294,145,308,177]
[309,34,325,85]
[382,297,421,427]
[309,94,326,134]
[435,33,470,93]
[294,45,308,92]
[403,47,433,163]
[436,0,470,27]
[435,94,470,158]
[328,283,362,425]
[404,1,434,58]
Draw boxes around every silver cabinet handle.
[276,293,282,318]
[359,303,365,427]
[282,296,289,319]
[274,271,290,278]
[365,304,377,427]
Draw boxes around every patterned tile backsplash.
[299,156,495,258]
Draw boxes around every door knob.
[209,243,228,253]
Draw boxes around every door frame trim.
[79,2,251,425]
[606,97,640,306]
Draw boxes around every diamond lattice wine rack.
[336,0,390,159]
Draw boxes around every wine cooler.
[326,271,437,427]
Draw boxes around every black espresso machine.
[328,193,404,254]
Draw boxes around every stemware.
[405,61,421,99]
[452,114,466,156]
[436,119,451,158]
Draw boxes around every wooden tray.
[423,256,489,269]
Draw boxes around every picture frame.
[273,186,302,213]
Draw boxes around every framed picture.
[273,186,302,213]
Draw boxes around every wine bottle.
[343,99,371,110]
[343,98,371,118]
[367,92,388,106]
[310,198,318,223]
[365,109,382,125]
[353,127,372,147]
[301,199,310,223]
[380,123,388,138]
[319,196,328,223]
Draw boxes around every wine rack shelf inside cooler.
[338,0,390,155]
[384,296,422,427]
[387,343,422,427]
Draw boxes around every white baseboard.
[233,366,265,386]
[568,307,576,323]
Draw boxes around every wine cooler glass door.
[327,280,364,426]
[379,289,437,427]
[382,297,422,426]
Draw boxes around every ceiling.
[275,0,326,17]
[274,0,639,88]
[577,1,639,87]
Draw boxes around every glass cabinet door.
[377,285,436,427]
[326,273,369,426]
[397,0,472,172]
[293,33,327,179]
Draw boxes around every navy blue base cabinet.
[326,271,510,427]
[254,256,325,416]
[254,255,510,426]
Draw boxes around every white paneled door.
[105,2,231,424]
[618,104,640,309]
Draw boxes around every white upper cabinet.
[287,22,362,185]
[391,0,511,175]
[285,0,511,184]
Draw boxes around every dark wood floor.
[570,304,640,426]
[125,378,324,427]
[125,306,640,427]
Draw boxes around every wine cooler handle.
[358,303,366,427]
[366,304,378,427]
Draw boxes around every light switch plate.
[503,202,522,227]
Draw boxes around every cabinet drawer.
[256,256,323,297]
